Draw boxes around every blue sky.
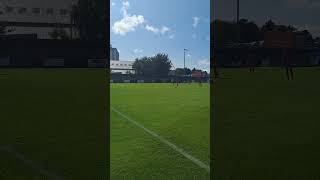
[110,0,210,72]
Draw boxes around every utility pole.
[237,0,240,24]
[184,48,188,69]
[236,0,240,43]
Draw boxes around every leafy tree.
[261,19,276,32]
[175,68,192,76]
[300,30,314,43]
[132,57,147,75]
[49,28,70,40]
[287,25,297,32]
[126,70,132,74]
[184,68,192,75]
[0,25,6,35]
[132,53,172,76]
[203,71,208,75]
[175,68,185,76]
[212,19,262,44]
[150,53,172,76]
[261,20,297,33]
[239,18,262,42]
[0,24,15,35]
[71,0,106,40]
[239,18,249,24]
[212,20,238,45]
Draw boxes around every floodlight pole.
[184,48,188,69]
[236,0,240,43]
[237,0,240,24]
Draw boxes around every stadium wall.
[110,74,209,83]
[0,39,107,68]
[213,47,320,67]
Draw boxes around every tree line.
[132,53,208,77]
[212,19,314,44]
[132,53,172,77]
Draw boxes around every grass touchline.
[111,107,210,172]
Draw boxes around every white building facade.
[0,0,77,39]
[110,60,134,74]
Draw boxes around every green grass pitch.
[6,67,319,179]
[213,67,320,179]
[110,83,210,179]
[0,69,108,179]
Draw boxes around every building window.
[32,8,40,14]
[5,6,14,13]
[60,9,68,16]
[46,8,54,15]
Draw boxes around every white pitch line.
[0,145,65,180]
[111,107,210,173]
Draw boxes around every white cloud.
[145,25,158,33]
[112,15,145,35]
[192,17,200,28]
[111,2,116,6]
[198,59,210,66]
[112,1,145,35]
[145,25,170,34]
[133,48,144,54]
[161,26,170,34]
[122,1,130,10]
[120,1,130,17]
[112,1,172,36]
[168,34,175,39]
